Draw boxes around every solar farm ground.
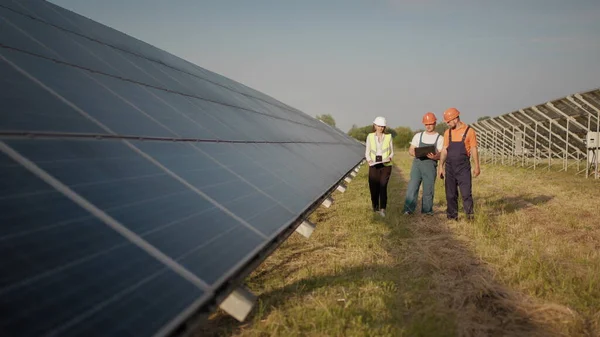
[198,152,600,337]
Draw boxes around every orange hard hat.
[422,112,437,124]
[443,107,460,122]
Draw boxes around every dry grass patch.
[424,155,600,336]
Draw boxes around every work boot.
[379,209,386,217]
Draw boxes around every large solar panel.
[0,1,364,336]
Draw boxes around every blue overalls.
[403,132,440,215]
[445,126,474,220]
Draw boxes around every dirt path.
[386,165,563,337]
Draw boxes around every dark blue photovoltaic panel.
[11,0,86,35]
[133,141,298,237]
[88,76,209,138]
[0,0,366,336]
[0,5,51,57]
[143,89,221,138]
[0,151,203,337]
[1,3,348,142]
[179,225,265,285]
[0,50,175,137]
[0,53,106,134]
[197,143,316,211]
[5,138,270,283]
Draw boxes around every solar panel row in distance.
[0,0,365,336]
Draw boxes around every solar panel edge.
[1,1,368,335]
[0,42,342,140]
[8,0,319,122]
[0,5,363,141]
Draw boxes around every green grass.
[195,152,600,337]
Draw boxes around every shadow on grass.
[378,166,558,336]
[482,194,553,212]
[195,165,560,337]
[478,194,553,221]
[248,244,333,281]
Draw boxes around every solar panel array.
[471,88,600,179]
[0,1,364,336]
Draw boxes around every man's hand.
[368,160,373,165]
[438,168,444,179]
[408,145,416,157]
[427,152,440,160]
[473,166,480,177]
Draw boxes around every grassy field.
[195,152,600,337]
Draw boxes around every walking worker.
[403,112,444,215]
[365,116,394,217]
[437,107,481,221]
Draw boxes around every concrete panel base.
[295,220,316,238]
[321,197,333,208]
[219,286,256,322]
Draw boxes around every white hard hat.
[373,116,387,127]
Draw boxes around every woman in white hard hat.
[365,116,394,217]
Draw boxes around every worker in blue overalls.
[403,112,444,215]
[438,108,481,221]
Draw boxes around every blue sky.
[49,0,600,131]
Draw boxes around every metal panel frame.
[472,88,600,179]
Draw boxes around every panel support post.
[547,122,552,171]
[344,176,353,184]
[295,219,316,238]
[564,119,569,172]
[533,123,538,170]
[219,286,256,322]
[336,183,347,193]
[322,196,333,208]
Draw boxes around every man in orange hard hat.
[437,107,480,221]
[402,112,444,215]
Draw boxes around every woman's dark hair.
[372,124,387,132]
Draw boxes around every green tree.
[347,124,397,142]
[387,128,398,138]
[316,114,336,127]
[435,123,448,135]
[393,126,414,150]
[347,125,371,142]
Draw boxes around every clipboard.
[414,145,436,158]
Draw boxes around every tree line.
[347,123,448,149]
[317,113,491,150]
